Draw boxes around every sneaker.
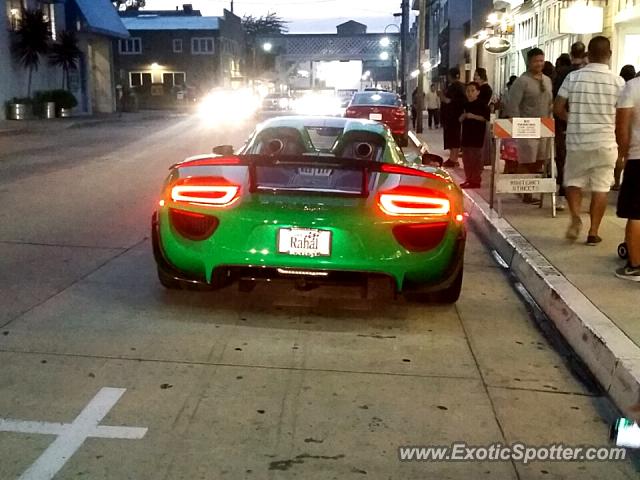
[443,160,459,168]
[586,235,602,246]
[615,264,640,282]
[460,181,481,189]
[556,198,566,211]
[565,217,582,241]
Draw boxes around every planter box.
[43,102,55,119]
[7,103,31,120]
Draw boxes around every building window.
[40,3,56,40]
[173,39,183,53]
[120,38,142,55]
[6,0,22,31]
[162,72,186,86]
[191,37,214,54]
[130,72,152,87]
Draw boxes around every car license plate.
[278,228,331,257]
[369,113,383,120]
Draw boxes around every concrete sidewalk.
[0,110,190,136]
[415,127,640,414]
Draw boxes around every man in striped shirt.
[554,36,625,245]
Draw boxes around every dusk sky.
[146,0,406,33]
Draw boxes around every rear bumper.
[153,210,466,292]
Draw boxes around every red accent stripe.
[493,123,511,139]
[541,117,555,133]
[177,156,241,168]
[380,163,440,180]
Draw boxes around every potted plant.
[5,97,33,120]
[49,89,77,117]
[33,90,56,119]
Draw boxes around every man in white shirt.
[554,36,625,245]
[425,84,441,129]
[615,76,640,281]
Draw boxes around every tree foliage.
[11,8,50,97]
[241,13,288,40]
[49,30,82,89]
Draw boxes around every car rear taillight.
[171,176,240,207]
[392,222,449,252]
[393,108,406,117]
[378,187,450,216]
[345,108,358,116]
[169,208,219,241]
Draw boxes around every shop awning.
[73,0,129,39]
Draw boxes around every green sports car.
[152,116,466,302]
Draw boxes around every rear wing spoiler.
[174,154,440,177]
[172,154,444,198]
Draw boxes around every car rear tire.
[157,267,182,290]
[404,267,463,304]
[431,267,463,304]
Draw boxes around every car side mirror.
[212,145,234,156]
[422,152,443,167]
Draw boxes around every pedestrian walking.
[552,43,587,209]
[473,68,493,167]
[505,47,553,202]
[425,84,441,129]
[554,36,626,245]
[498,75,518,119]
[615,75,640,280]
[543,61,555,80]
[440,67,466,167]
[620,65,637,83]
[459,82,490,189]
[473,68,493,106]
[614,65,639,190]
[411,87,424,130]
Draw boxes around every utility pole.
[416,0,426,133]
[399,0,409,99]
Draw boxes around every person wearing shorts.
[554,36,625,245]
[615,76,640,281]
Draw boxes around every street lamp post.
[380,25,401,93]
[252,41,274,92]
[416,0,426,133]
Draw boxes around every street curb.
[463,185,640,413]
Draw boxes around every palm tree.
[49,30,82,90]
[11,8,50,97]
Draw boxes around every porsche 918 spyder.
[152,116,466,302]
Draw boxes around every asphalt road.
[0,114,637,479]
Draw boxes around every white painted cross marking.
[0,387,147,480]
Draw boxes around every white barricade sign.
[490,118,557,217]
[512,118,541,138]
[496,175,557,194]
